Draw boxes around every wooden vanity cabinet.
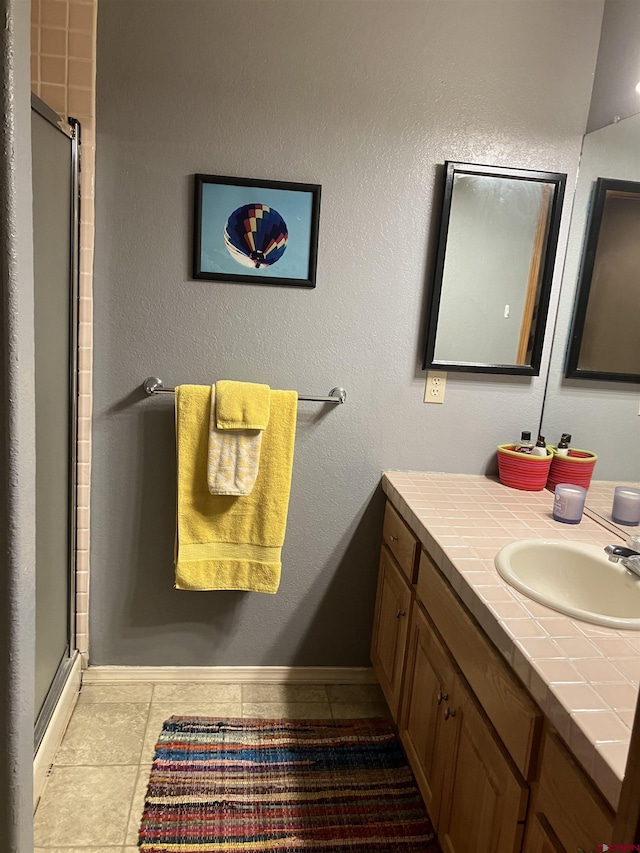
[522,730,614,853]
[438,675,528,853]
[400,600,528,853]
[381,501,419,583]
[372,498,618,853]
[399,601,457,824]
[521,813,564,853]
[371,502,419,717]
[370,545,412,719]
[415,548,542,781]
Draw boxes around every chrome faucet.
[604,544,640,579]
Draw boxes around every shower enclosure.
[31,94,80,751]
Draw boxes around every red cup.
[497,444,553,491]
[546,449,598,492]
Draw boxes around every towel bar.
[142,377,347,404]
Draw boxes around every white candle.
[612,487,640,526]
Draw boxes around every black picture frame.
[565,177,640,383]
[423,161,566,376]
[193,174,321,288]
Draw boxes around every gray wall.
[0,0,36,848]
[92,0,603,666]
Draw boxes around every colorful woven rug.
[139,716,440,851]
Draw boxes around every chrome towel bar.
[142,377,347,405]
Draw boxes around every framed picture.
[193,174,321,287]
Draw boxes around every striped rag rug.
[138,716,440,852]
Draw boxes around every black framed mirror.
[423,162,566,375]
[565,177,640,383]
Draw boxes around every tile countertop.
[382,471,640,811]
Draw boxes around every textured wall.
[92,0,603,666]
[0,1,36,846]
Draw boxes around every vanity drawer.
[536,730,613,852]
[416,548,542,780]
[382,502,419,583]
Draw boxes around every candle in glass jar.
[552,483,587,524]
[612,487,640,526]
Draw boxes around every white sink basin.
[494,539,640,630]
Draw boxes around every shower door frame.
[31,93,80,754]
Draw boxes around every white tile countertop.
[382,471,640,810]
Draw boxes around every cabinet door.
[370,547,412,719]
[522,813,564,853]
[535,731,613,853]
[438,677,529,853]
[400,601,456,827]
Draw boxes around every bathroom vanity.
[371,472,639,853]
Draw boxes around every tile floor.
[34,680,388,851]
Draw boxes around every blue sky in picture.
[200,182,315,279]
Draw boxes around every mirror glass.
[424,162,566,375]
[540,113,640,532]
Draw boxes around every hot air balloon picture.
[193,174,321,288]
[223,204,288,270]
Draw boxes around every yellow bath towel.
[175,384,297,593]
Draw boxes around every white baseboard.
[33,654,82,812]
[83,666,376,684]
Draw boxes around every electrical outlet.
[424,371,447,404]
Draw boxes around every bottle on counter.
[556,433,571,456]
[514,431,534,453]
[531,435,548,456]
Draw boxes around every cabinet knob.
[437,689,449,705]
[389,534,399,542]
[395,609,406,619]
[444,707,456,721]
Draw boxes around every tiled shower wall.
[31,0,96,663]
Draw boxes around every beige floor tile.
[33,765,137,846]
[242,683,328,703]
[141,702,242,762]
[152,682,241,703]
[242,702,332,719]
[125,764,153,845]
[331,702,392,720]
[326,683,385,704]
[55,703,149,765]
[78,682,154,704]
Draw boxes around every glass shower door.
[31,96,79,745]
